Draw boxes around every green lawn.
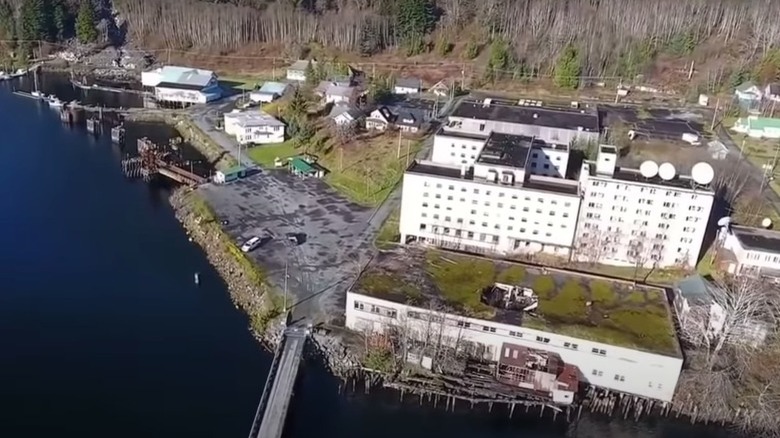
[245,140,297,167]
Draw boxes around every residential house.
[717,223,780,279]
[734,81,763,102]
[249,81,290,103]
[731,116,780,139]
[322,83,357,104]
[223,110,285,145]
[394,77,423,95]
[707,140,729,161]
[395,110,422,133]
[366,106,395,131]
[674,274,770,348]
[286,60,316,82]
[329,102,364,127]
[766,83,780,102]
[140,65,221,105]
[429,79,450,97]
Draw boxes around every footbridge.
[247,321,310,438]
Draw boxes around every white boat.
[31,90,43,98]
[0,71,9,81]
[10,68,27,78]
[46,95,63,107]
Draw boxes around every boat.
[10,68,27,78]
[46,95,63,107]
[0,71,9,81]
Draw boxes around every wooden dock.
[70,79,151,96]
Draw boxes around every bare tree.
[573,226,619,265]
[678,275,780,370]
[329,119,359,144]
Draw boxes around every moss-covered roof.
[353,249,681,357]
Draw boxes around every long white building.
[141,65,221,105]
[400,133,582,257]
[574,146,715,268]
[346,284,683,402]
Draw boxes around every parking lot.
[198,170,377,323]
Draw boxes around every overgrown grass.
[246,140,298,168]
[358,272,423,304]
[374,207,401,249]
[496,265,526,284]
[425,252,495,317]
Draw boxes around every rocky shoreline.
[169,187,283,347]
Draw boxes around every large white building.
[346,275,683,403]
[400,133,582,257]
[716,224,780,278]
[141,65,221,105]
[574,146,715,268]
[444,99,601,146]
[223,110,285,145]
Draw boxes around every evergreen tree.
[75,0,97,44]
[0,1,15,43]
[51,0,68,41]
[359,23,378,57]
[304,59,316,86]
[19,0,46,44]
[396,0,435,55]
[554,45,581,89]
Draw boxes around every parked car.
[241,236,262,252]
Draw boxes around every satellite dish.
[717,216,732,227]
[658,162,676,181]
[762,218,773,229]
[691,162,714,185]
[639,160,659,178]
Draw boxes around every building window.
[456,321,471,328]
[353,301,364,310]
[591,348,607,356]
[535,336,550,343]
[563,342,578,350]
[592,369,603,377]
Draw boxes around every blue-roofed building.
[249,81,291,103]
[141,65,221,106]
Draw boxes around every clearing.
[354,248,681,357]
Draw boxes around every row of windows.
[421,201,574,217]
[421,213,570,229]
[590,181,702,200]
[418,184,574,206]
[745,252,780,264]
[421,222,564,239]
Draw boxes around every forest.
[2,0,780,88]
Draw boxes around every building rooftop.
[587,162,714,192]
[477,132,532,168]
[146,65,215,88]
[224,110,285,127]
[353,249,681,357]
[731,225,780,253]
[450,99,600,132]
[675,274,714,306]
[256,81,289,95]
[737,116,780,130]
[329,102,363,120]
[288,60,315,71]
[395,77,422,89]
[436,126,488,140]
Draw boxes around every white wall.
[446,116,599,145]
[575,171,714,268]
[287,70,305,81]
[155,87,210,104]
[528,147,569,178]
[326,94,352,104]
[346,291,682,402]
[399,171,580,256]
[141,71,162,87]
[224,117,285,145]
[431,133,487,166]
[394,86,419,95]
[722,231,780,272]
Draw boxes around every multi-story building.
[223,110,286,145]
[346,252,683,403]
[574,146,715,268]
[400,133,582,257]
[443,98,600,146]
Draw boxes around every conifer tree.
[76,0,98,44]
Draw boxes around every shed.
[214,165,247,184]
[394,77,423,95]
[289,157,325,178]
[249,81,290,103]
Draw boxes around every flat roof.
[731,225,780,253]
[451,99,599,132]
[478,132,531,168]
[524,176,579,195]
[353,249,681,357]
[436,126,488,141]
[150,66,215,88]
[224,110,285,127]
[588,163,714,192]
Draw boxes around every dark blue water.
[0,84,729,437]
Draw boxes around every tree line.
[109,0,780,84]
[0,0,99,53]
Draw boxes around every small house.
[249,81,290,103]
[766,83,780,102]
[322,83,357,104]
[429,79,450,97]
[286,60,316,82]
[395,110,421,133]
[366,106,395,131]
[289,156,325,178]
[223,110,286,145]
[731,115,780,139]
[707,140,729,161]
[734,81,763,102]
[394,77,423,95]
[214,165,247,184]
[329,103,364,127]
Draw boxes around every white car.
[240,236,262,253]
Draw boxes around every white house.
[717,224,780,279]
[249,81,290,103]
[223,110,285,145]
[366,106,395,131]
[140,65,221,105]
[574,146,715,269]
[731,116,780,139]
[346,286,683,402]
[286,60,315,82]
[430,79,450,97]
[394,77,423,95]
[329,103,364,127]
[674,274,770,347]
[765,83,780,102]
[323,83,357,104]
[734,81,763,102]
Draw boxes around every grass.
[374,207,401,249]
[359,272,423,304]
[219,73,276,91]
[245,140,297,168]
[359,250,678,354]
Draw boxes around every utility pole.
[405,140,411,168]
[283,258,288,313]
[397,129,402,159]
[166,48,171,65]
[710,98,720,131]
